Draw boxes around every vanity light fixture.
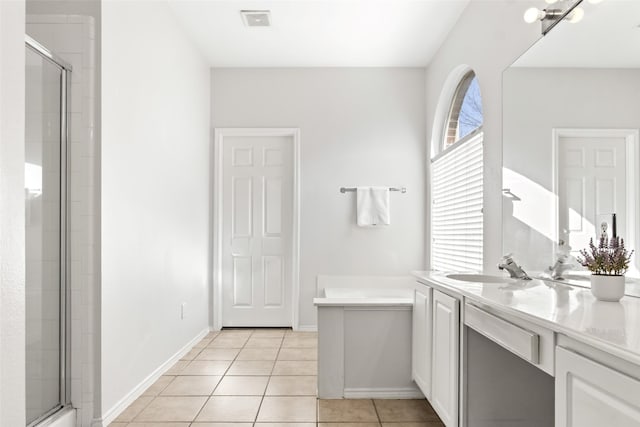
[524,7,551,24]
[524,0,585,34]
[524,6,584,24]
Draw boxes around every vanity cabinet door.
[431,290,460,427]
[412,285,432,399]
[556,347,640,427]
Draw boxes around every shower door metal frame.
[25,35,72,427]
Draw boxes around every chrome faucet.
[498,254,532,280]
[547,253,575,280]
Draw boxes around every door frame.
[551,128,640,267]
[213,128,301,331]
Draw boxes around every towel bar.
[340,187,406,194]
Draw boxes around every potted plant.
[578,236,633,302]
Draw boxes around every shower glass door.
[25,40,69,426]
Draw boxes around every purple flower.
[578,236,634,276]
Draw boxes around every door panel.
[264,148,283,166]
[222,134,293,326]
[558,135,626,254]
[412,286,432,399]
[565,178,585,232]
[595,178,616,214]
[263,256,284,307]
[232,147,254,166]
[232,177,253,237]
[264,177,283,236]
[233,257,253,306]
[431,290,459,427]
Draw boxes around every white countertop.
[413,271,640,366]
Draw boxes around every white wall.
[0,0,26,425]
[102,0,211,419]
[503,67,640,271]
[424,0,540,272]
[211,68,426,329]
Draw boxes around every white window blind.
[431,132,483,272]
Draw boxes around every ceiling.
[513,0,640,68]
[166,0,469,67]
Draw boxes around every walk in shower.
[25,36,71,426]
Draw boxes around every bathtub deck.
[313,287,414,307]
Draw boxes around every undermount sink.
[446,273,515,284]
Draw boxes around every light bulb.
[524,7,546,24]
[545,0,558,3]
[566,7,585,23]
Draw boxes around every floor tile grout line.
[251,340,282,425]
[122,390,161,424]
[189,330,247,423]
[213,330,247,387]
[184,336,216,412]
[316,388,320,427]
[371,398,383,426]
[262,338,283,397]
[147,373,175,398]
[271,335,285,371]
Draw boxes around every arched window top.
[444,71,483,149]
[430,67,484,272]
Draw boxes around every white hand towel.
[356,186,391,227]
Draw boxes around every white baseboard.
[343,387,425,399]
[295,325,318,332]
[97,327,210,427]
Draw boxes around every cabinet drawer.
[465,302,539,364]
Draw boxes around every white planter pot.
[590,275,625,302]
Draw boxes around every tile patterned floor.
[108,329,444,427]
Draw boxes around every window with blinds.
[431,131,483,272]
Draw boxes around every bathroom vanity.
[412,272,640,427]
[448,1,640,424]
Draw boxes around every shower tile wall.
[27,15,99,426]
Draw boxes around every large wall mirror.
[502,1,640,276]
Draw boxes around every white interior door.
[221,133,294,327]
[558,133,627,255]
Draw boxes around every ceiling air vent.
[241,10,271,27]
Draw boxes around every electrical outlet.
[181,302,187,320]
